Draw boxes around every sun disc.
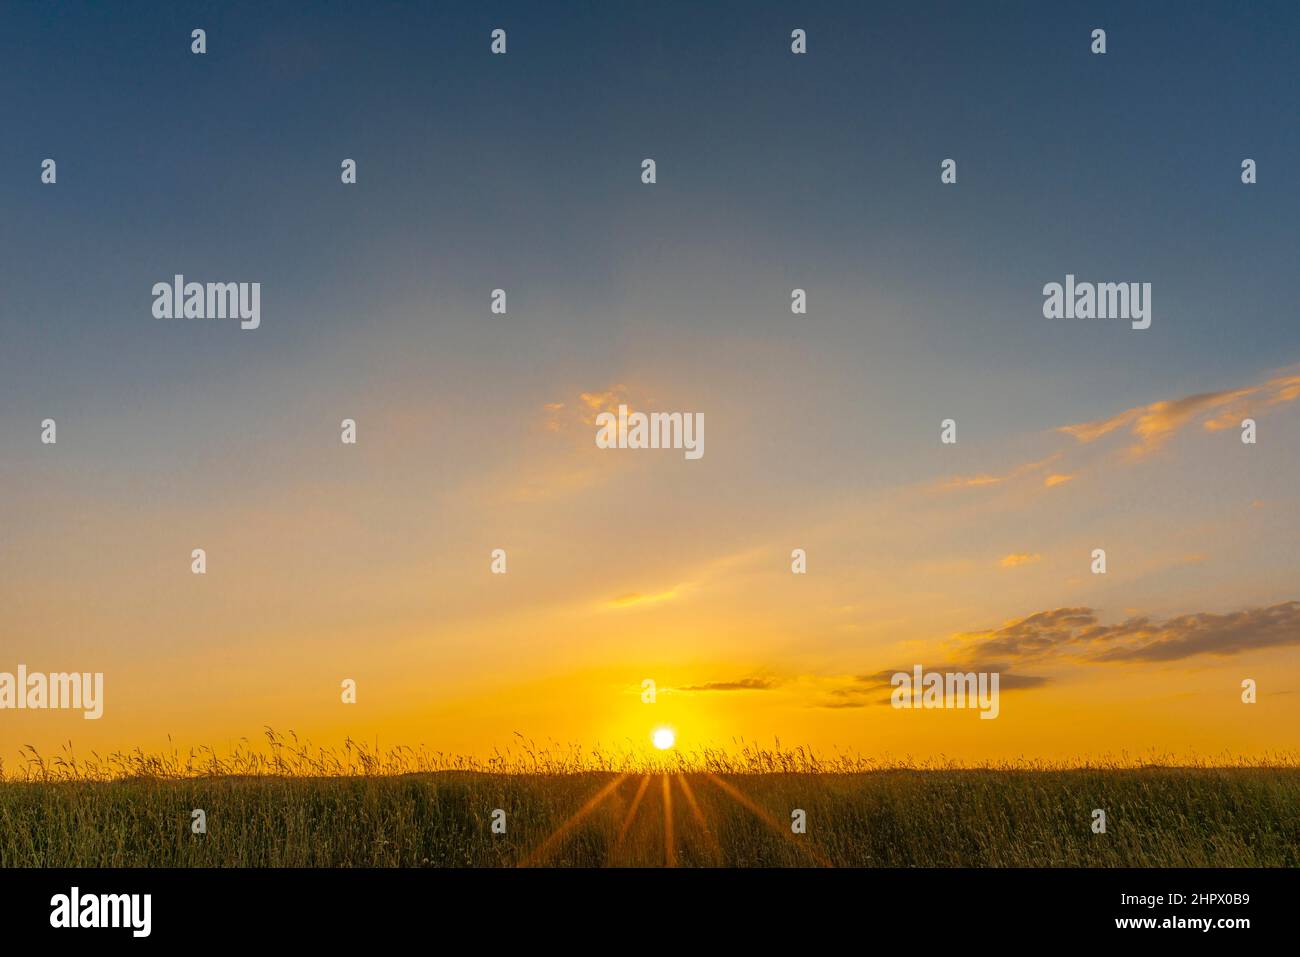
[652,727,676,750]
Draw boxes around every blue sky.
[1,2,1297,760]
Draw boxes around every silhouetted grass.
[1,731,1296,867]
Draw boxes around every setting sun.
[652,728,676,750]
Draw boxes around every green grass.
[3,764,1297,867]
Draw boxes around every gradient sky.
[2,1,1298,766]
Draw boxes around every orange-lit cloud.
[541,385,632,435]
[605,587,683,610]
[934,364,1299,498]
[1057,367,1300,456]
[577,386,629,423]
[939,455,1059,490]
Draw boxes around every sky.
[1,1,1298,767]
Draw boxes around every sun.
[652,727,676,750]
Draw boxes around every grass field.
[2,735,1297,867]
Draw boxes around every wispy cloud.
[849,667,1049,691]
[932,364,1300,499]
[999,553,1042,568]
[817,666,1049,707]
[677,677,780,692]
[1058,367,1300,456]
[605,587,683,610]
[938,455,1059,491]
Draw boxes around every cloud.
[955,607,1097,659]
[986,672,1052,690]
[999,553,1041,568]
[808,598,1297,710]
[822,666,1049,707]
[844,670,896,691]
[605,587,682,609]
[1090,603,1300,663]
[849,667,1048,690]
[678,677,779,692]
[956,601,1300,664]
[496,385,641,500]
[540,384,630,434]
[932,364,1298,497]
[938,455,1059,491]
[541,402,566,432]
[577,386,628,424]
[680,599,1299,712]
[1057,367,1300,456]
